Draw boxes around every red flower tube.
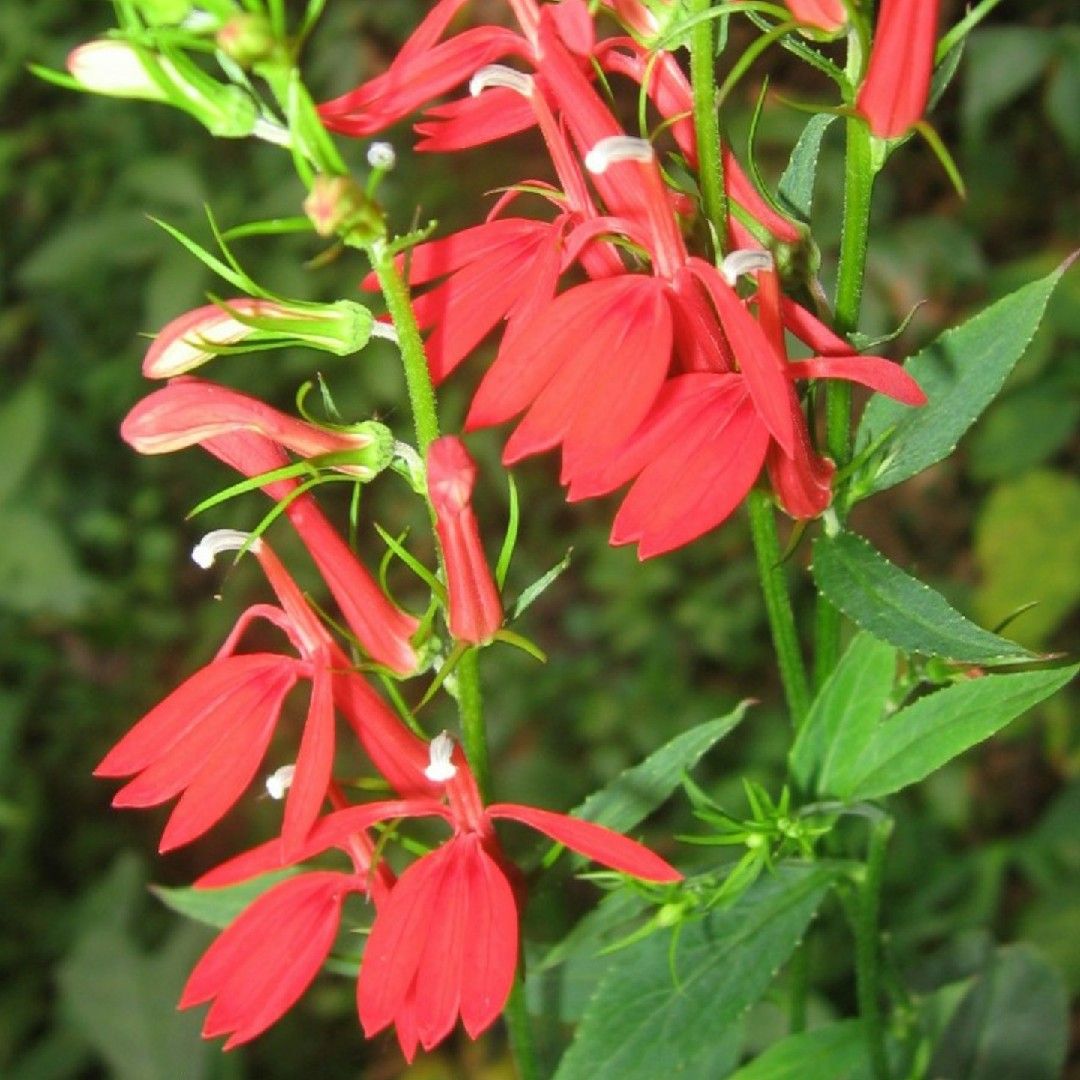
[855,0,940,138]
[427,436,503,645]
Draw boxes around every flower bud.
[67,41,170,101]
[303,175,383,243]
[216,13,277,68]
[142,297,375,378]
[427,437,503,646]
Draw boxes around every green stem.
[747,489,811,726]
[854,817,893,1080]
[367,239,441,453]
[788,941,809,1034]
[504,977,541,1080]
[688,0,727,249]
[455,648,491,798]
[815,117,875,687]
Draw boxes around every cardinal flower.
[427,436,502,645]
[192,733,680,1060]
[96,530,432,853]
[121,379,419,674]
[855,0,941,138]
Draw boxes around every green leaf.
[554,863,836,1080]
[727,1020,872,1080]
[151,869,299,930]
[974,470,1080,647]
[838,663,1078,801]
[573,703,749,833]
[777,113,835,223]
[856,259,1071,494]
[790,632,896,797]
[928,945,1067,1080]
[0,381,47,504]
[56,858,212,1080]
[811,531,1035,664]
[510,547,572,621]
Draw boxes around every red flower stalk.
[121,380,419,674]
[194,734,680,1060]
[855,0,941,138]
[427,437,503,645]
[95,531,432,853]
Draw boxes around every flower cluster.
[327,0,928,556]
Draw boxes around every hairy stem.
[854,817,894,1080]
[688,0,727,247]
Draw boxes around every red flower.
[427,437,503,645]
[194,734,680,1060]
[855,0,941,138]
[121,380,420,674]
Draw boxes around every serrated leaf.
[573,703,749,833]
[812,531,1035,664]
[151,868,299,930]
[0,381,48,504]
[554,863,836,1080]
[856,260,1071,494]
[928,945,1067,1080]
[838,663,1077,801]
[790,633,897,797]
[777,113,836,223]
[727,1020,872,1080]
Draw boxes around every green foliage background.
[1,1,1077,1077]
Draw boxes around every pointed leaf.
[573,703,749,833]
[790,632,897,797]
[727,1020,873,1080]
[812,531,1036,664]
[554,863,837,1080]
[152,869,300,930]
[839,663,1078,801]
[777,113,836,223]
[856,259,1072,493]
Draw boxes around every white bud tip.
[192,529,259,569]
[424,731,458,783]
[585,136,655,175]
[720,249,774,286]
[470,65,534,99]
[367,142,396,169]
[265,764,296,800]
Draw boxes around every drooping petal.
[357,845,454,1045]
[766,435,835,520]
[459,840,519,1038]
[486,804,682,882]
[181,872,359,1047]
[414,89,536,152]
[281,664,337,855]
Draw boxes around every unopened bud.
[216,13,277,67]
[134,0,194,26]
[304,174,383,242]
[68,41,169,100]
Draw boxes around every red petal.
[787,356,927,406]
[487,805,682,882]
[459,841,519,1038]
[357,845,453,1038]
[415,89,536,152]
[281,665,336,856]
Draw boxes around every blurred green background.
[1,1,1077,1077]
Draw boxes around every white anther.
[469,65,534,99]
[191,529,260,569]
[265,764,296,800]
[720,248,774,286]
[367,141,397,169]
[424,731,458,783]
[585,136,655,174]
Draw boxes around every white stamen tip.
[585,136,655,174]
[424,731,458,783]
[720,249,774,286]
[367,141,396,169]
[265,764,296,800]
[370,321,400,344]
[192,529,259,569]
[470,65,534,99]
